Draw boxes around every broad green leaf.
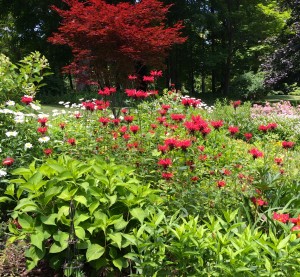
[74,214,90,225]
[75,226,86,240]
[277,235,290,250]
[25,246,45,270]
[74,195,88,207]
[130,207,147,223]
[41,214,57,225]
[86,244,105,262]
[113,257,128,271]
[89,202,100,215]
[4,183,15,197]
[0,196,12,203]
[108,232,122,249]
[31,231,44,251]
[18,213,34,229]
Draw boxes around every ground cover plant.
[1,72,300,276]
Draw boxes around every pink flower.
[143,76,154,82]
[150,70,163,77]
[2,157,14,166]
[274,157,283,165]
[128,74,137,80]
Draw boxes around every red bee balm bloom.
[59,122,66,129]
[228,126,239,135]
[44,148,53,156]
[2,157,14,166]
[150,70,163,77]
[98,117,110,126]
[217,180,226,188]
[282,141,295,149]
[158,158,172,169]
[161,172,173,180]
[130,125,139,134]
[274,157,283,165]
[211,120,223,130]
[21,96,33,105]
[128,74,137,80]
[124,115,134,123]
[244,133,253,141]
[232,100,241,109]
[67,138,76,146]
[143,76,154,82]
[38,117,48,126]
[37,127,48,134]
[170,114,185,122]
[248,148,263,159]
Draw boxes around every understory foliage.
[1,68,300,275]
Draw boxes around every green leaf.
[15,198,39,212]
[4,183,15,197]
[277,235,290,250]
[86,244,105,262]
[18,213,34,229]
[25,246,45,270]
[75,226,86,240]
[41,214,57,225]
[113,257,128,271]
[74,195,88,207]
[130,207,147,223]
[31,231,44,251]
[0,196,12,203]
[108,232,123,249]
[89,201,100,215]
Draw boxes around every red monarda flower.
[176,139,192,151]
[217,180,226,188]
[150,70,163,77]
[161,104,171,110]
[67,138,76,145]
[82,101,96,111]
[258,125,269,133]
[267,122,277,130]
[222,169,231,176]
[158,158,172,169]
[158,144,168,154]
[156,116,166,124]
[198,145,205,152]
[151,124,157,129]
[250,197,267,206]
[161,171,173,180]
[74,112,81,119]
[128,74,137,80]
[198,154,207,161]
[59,122,66,129]
[44,148,53,156]
[248,148,263,159]
[143,75,155,82]
[164,138,179,150]
[170,113,185,122]
[282,141,295,149]
[123,133,130,140]
[121,108,128,114]
[228,126,239,135]
[211,120,223,130]
[95,100,110,110]
[119,126,127,133]
[111,118,121,126]
[191,176,199,182]
[201,127,211,138]
[158,109,167,116]
[232,100,241,109]
[130,125,139,134]
[184,121,199,134]
[21,96,33,105]
[274,157,283,165]
[37,127,48,134]
[2,157,14,166]
[98,117,110,126]
[38,117,48,127]
[273,212,290,223]
[244,133,253,141]
[124,115,134,123]
[125,89,148,99]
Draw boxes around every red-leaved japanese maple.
[48,0,186,86]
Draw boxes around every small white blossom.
[38,113,49,118]
[30,103,41,111]
[58,101,64,105]
[14,116,25,123]
[6,100,15,106]
[38,136,50,143]
[24,142,33,150]
[0,169,7,177]
[6,131,18,137]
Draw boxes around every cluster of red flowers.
[181,98,201,108]
[228,126,239,136]
[258,123,277,132]
[273,212,300,234]
[125,89,149,99]
[282,141,295,149]
[98,87,116,96]
[2,157,14,166]
[210,120,223,130]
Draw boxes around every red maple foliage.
[48,0,186,86]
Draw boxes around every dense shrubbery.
[1,71,300,275]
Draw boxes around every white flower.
[38,113,49,118]
[0,148,2,153]
[24,142,33,150]
[6,100,15,106]
[6,131,18,137]
[65,105,70,108]
[38,136,50,143]
[30,103,41,111]
[14,116,25,123]
[0,169,7,177]
[58,101,64,105]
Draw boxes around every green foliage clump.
[0,51,51,102]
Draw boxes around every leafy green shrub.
[0,51,50,102]
[5,156,161,276]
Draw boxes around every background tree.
[48,0,186,88]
